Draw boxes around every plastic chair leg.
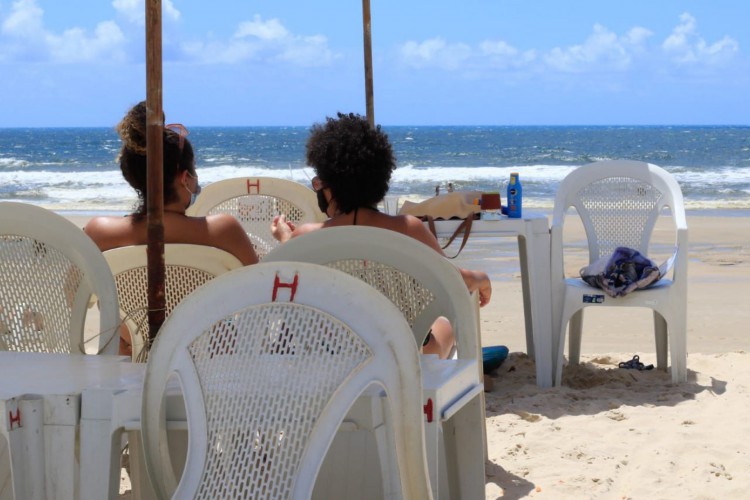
[668,310,688,383]
[568,309,584,365]
[653,311,668,371]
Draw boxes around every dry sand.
[473,215,750,499]
[66,213,750,498]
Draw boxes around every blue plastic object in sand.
[482,345,509,374]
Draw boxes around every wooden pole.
[362,0,375,127]
[145,0,166,343]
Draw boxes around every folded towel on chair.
[580,246,662,298]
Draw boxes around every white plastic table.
[430,215,553,387]
[0,352,137,500]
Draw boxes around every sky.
[0,0,748,126]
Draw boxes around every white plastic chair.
[103,244,242,361]
[0,201,120,500]
[0,202,120,355]
[186,176,326,259]
[265,226,485,498]
[140,261,433,499]
[265,226,481,363]
[550,160,689,385]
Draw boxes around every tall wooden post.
[145,0,166,344]
[362,0,375,127]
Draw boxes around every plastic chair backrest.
[141,261,432,499]
[551,159,687,265]
[186,177,326,259]
[264,226,481,363]
[0,202,120,354]
[103,244,242,360]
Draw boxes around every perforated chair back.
[265,226,481,364]
[550,160,689,384]
[552,159,687,264]
[141,261,432,499]
[103,244,242,360]
[186,177,326,259]
[0,202,120,354]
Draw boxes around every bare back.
[318,209,445,255]
[84,212,258,265]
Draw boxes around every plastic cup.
[383,195,400,215]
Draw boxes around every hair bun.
[116,101,148,155]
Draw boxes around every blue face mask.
[316,188,329,215]
[185,182,201,209]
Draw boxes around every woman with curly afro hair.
[272,112,491,359]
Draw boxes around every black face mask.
[316,188,329,215]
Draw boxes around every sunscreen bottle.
[506,173,522,218]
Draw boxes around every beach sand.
[65,213,750,498]
[472,215,750,499]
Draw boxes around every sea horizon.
[2,125,749,214]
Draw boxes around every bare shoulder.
[83,216,134,251]
[200,213,259,265]
[204,213,245,233]
[396,214,444,253]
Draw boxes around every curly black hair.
[116,101,195,217]
[306,112,396,214]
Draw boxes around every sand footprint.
[606,410,627,421]
[513,410,541,422]
[709,462,733,480]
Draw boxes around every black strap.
[426,216,473,259]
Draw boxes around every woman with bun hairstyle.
[85,102,258,353]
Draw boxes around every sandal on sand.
[618,354,654,371]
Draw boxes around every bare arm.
[403,215,492,306]
[272,214,324,242]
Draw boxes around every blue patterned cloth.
[580,247,662,298]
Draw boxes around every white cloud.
[395,10,742,78]
[661,12,738,65]
[399,38,472,70]
[235,15,288,41]
[48,21,125,63]
[544,23,652,73]
[479,40,536,68]
[398,24,651,74]
[0,0,126,63]
[1,0,44,38]
[112,0,180,25]
[183,15,337,67]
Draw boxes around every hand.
[271,214,296,243]
[460,268,492,307]
[477,277,492,307]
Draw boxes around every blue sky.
[0,0,748,126]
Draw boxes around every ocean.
[1,126,749,215]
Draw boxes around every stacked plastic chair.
[140,261,433,499]
[0,201,120,499]
[266,226,486,498]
